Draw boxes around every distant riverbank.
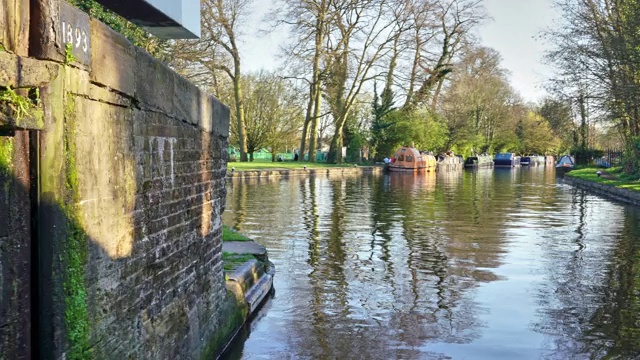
[565,167,640,206]
[227,161,383,179]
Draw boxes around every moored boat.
[464,154,494,168]
[388,146,437,172]
[521,155,545,166]
[437,151,464,171]
[556,155,575,174]
[494,153,521,167]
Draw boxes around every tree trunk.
[431,78,445,111]
[308,84,322,163]
[307,9,325,164]
[403,31,421,109]
[233,62,248,162]
[578,94,587,149]
[328,113,348,163]
[299,83,314,162]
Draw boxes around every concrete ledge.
[65,67,130,107]
[219,239,275,355]
[227,166,383,179]
[0,52,62,88]
[135,48,174,114]
[90,18,136,96]
[212,97,230,138]
[564,176,640,206]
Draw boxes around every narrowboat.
[437,152,464,171]
[556,155,575,174]
[388,146,437,172]
[464,154,494,168]
[532,155,546,165]
[521,155,545,166]
[493,153,521,167]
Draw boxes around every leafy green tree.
[440,46,517,155]
[518,111,561,154]
[538,97,576,153]
[240,72,303,161]
[370,83,397,161]
[373,109,448,159]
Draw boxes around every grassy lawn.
[222,225,251,242]
[227,160,359,171]
[567,166,640,192]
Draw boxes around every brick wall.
[1,0,231,358]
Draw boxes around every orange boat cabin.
[388,146,436,171]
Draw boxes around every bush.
[572,147,604,165]
[622,136,640,176]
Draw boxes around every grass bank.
[222,225,251,242]
[567,167,640,192]
[227,160,358,171]
[221,226,256,271]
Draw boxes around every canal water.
[221,167,640,359]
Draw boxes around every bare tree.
[546,0,640,172]
[273,0,332,162]
[403,0,485,110]
[166,0,252,161]
[323,0,404,163]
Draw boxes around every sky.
[475,0,559,103]
[241,0,560,104]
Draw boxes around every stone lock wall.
[1,0,231,358]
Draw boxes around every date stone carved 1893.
[59,1,92,66]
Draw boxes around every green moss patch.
[200,292,248,360]
[567,167,640,192]
[222,252,256,271]
[0,86,32,120]
[222,225,251,242]
[0,137,13,173]
[62,95,91,359]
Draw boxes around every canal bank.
[564,170,640,206]
[227,165,383,180]
[208,227,275,358]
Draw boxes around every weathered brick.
[4,3,234,358]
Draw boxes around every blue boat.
[494,153,521,167]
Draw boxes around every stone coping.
[564,176,640,206]
[226,165,383,179]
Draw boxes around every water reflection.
[222,169,640,359]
